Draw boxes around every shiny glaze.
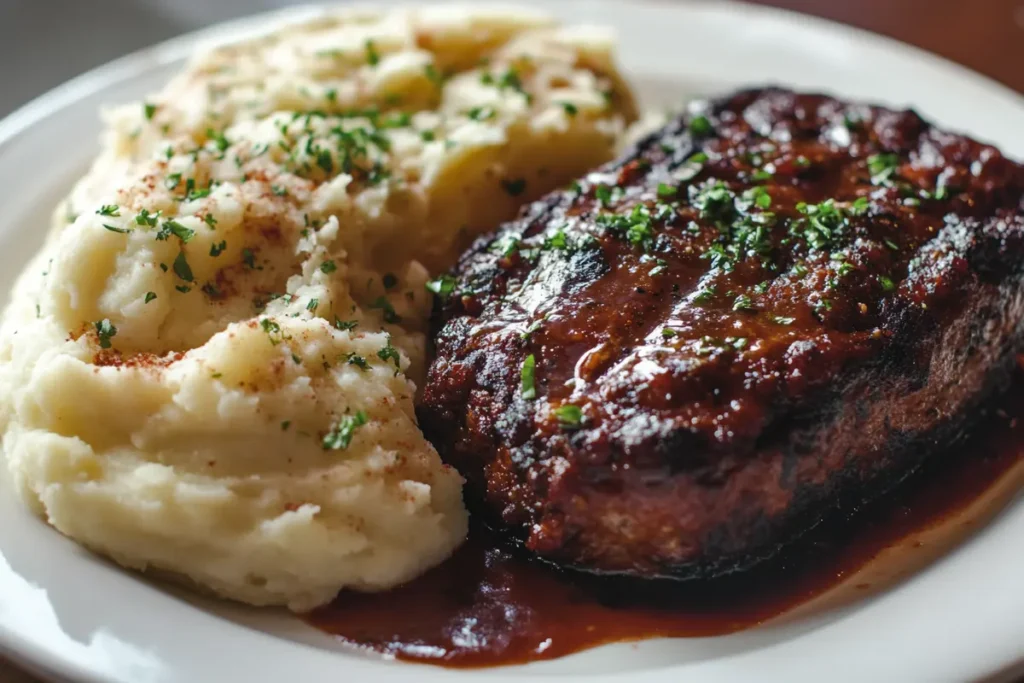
[309,376,1024,667]
[420,89,1024,578]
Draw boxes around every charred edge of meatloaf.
[419,87,1024,580]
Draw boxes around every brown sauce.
[306,379,1024,668]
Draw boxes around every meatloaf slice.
[419,88,1024,578]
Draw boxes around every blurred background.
[0,0,1021,117]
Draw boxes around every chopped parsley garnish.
[157,220,195,243]
[694,335,748,356]
[370,296,400,324]
[501,178,527,196]
[291,353,302,365]
[94,319,117,349]
[143,103,157,120]
[315,148,334,175]
[732,294,755,311]
[657,183,677,199]
[345,353,369,370]
[648,258,669,276]
[851,196,870,215]
[544,229,568,250]
[743,186,772,210]
[306,298,319,313]
[560,102,579,116]
[319,259,337,274]
[259,318,283,344]
[553,404,583,428]
[691,180,736,222]
[144,292,157,304]
[135,208,160,227]
[281,420,291,431]
[879,275,896,292]
[795,155,811,168]
[203,213,218,228]
[165,173,182,190]
[97,204,120,217]
[322,410,368,450]
[689,115,713,137]
[520,354,537,399]
[467,106,496,121]
[207,129,230,153]
[661,328,677,338]
[596,204,656,250]
[496,68,524,92]
[676,152,707,182]
[595,184,615,206]
[790,199,854,251]
[334,318,358,331]
[377,336,401,368]
[209,240,227,257]
[172,251,193,282]
[491,234,521,257]
[424,64,443,85]
[365,40,380,66]
[421,130,436,142]
[103,224,130,234]
[867,153,900,185]
[426,274,457,299]
[242,248,259,270]
[692,284,716,303]
[175,285,191,293]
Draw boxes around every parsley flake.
[520,354,537,399]
[689,115,713,137]
[553,404,583,428]
[377,336,401,368]
[172,251,193,282]
[158,220,195,243]
[426,274,457,299]
[345,353,369,370]
[370,296,400,324]
[365,40,380,66]
[94,319,117,349]
[322,410,369,450]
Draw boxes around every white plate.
[0,2,1022,682]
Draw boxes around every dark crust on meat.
[419,88,1024,579]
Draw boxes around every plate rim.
[0,2,1021,682]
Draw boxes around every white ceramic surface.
[0,2,1021,682]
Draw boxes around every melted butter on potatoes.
[0,4,636,610]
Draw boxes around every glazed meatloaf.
[419,87,1024,579]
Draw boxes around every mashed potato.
[0,5,636,610]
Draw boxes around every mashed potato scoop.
[0,5,636,610]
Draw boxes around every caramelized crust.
[420,88,1024,578]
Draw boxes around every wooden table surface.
[760,0,1023,93]
[2,1,1021,681]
